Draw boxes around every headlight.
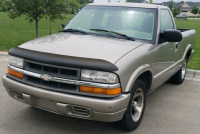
[9,56,24,68]
[81,69,119,83]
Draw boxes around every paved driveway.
[0,59,200,134]
[188,18,200,20]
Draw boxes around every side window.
[160,10,174,33]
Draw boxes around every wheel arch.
[182,44,192,61]
[185,48,193,62]
[125,64,154,93]
[137,71,153,93]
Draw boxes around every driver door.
[153,9,179,89]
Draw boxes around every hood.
[19,33,143,64]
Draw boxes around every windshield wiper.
[60,28,88,35]
[90,29,135,41]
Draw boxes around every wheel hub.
[131,88,144,122]
[181,60,186,79]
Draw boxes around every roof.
[162,2,182,7]
[187,2,200,8]
[88,3,166,9]
[162,2,200,9]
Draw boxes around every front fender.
[124,64,154,92]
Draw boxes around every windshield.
[64,6,157,42]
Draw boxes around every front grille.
[24,60,80,80]
[25,76,78,92]
[20,60,81,93]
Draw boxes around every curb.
[0,51,200,81]
[0,52,8,57]
[185,70,200,81]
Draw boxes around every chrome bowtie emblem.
[40,74,53,81]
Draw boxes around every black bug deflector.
[9,47,118,72]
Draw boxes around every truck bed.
[177,29,192,32]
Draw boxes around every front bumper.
[2,75,130,122]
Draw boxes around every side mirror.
[162,29,183,42]
[62,24,65,29]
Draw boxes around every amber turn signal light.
[80,86,121,95]
[8,68,23,79]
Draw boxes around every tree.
[80,2,87,9]
[66,0,79,14]
[8,0,67,38]
[45,0,67,35]
[168,0,173,11]
[78,0,94,9]
[0,0,10,12]
[149,0,153,4]
[191,6,199,15]
[180,1,184,3]
[78,0,94,4]
[177,6,180,14]
[173,6,180,17]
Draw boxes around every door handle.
[175,43,179,49]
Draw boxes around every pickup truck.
[2,3,196,131]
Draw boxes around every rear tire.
[115,79,146,131]
[171,59,187,84]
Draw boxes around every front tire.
[115,79,146,131]
[171,59,187,84]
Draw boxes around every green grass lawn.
[0,13,199,70]
[0,13,74,51]
[175,19,200,70]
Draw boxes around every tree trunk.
[35,18,38,38]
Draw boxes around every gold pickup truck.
[2,3,195,131]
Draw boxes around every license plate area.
[9,89,92,118]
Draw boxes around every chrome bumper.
[8,64,120,89]
[2,75,130,122]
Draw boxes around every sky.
[94,0,200,3]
